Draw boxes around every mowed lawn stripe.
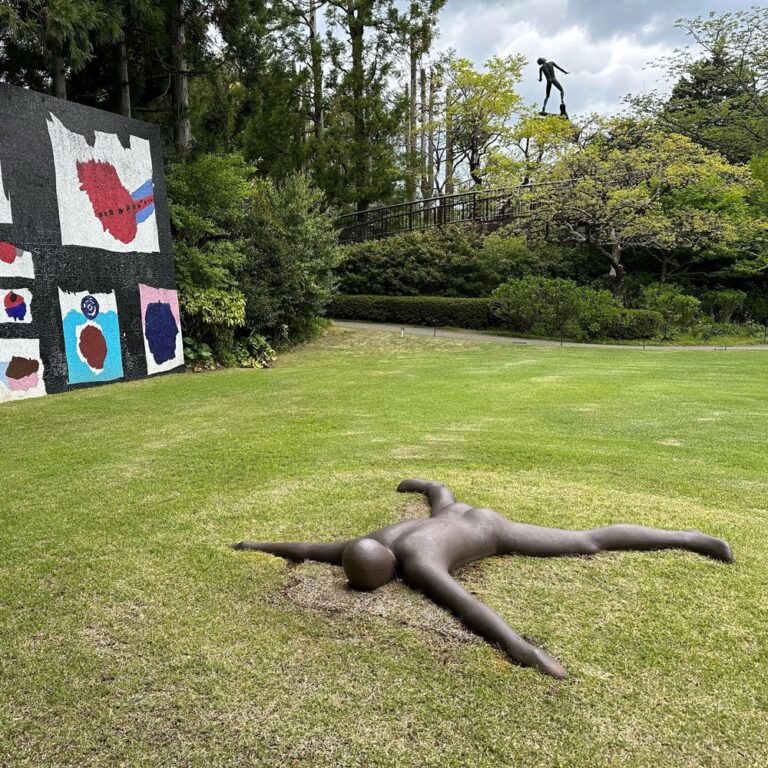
[1,328,766,767]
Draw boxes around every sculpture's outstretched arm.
[496,521,733,563]
[231,540,349,565]
[401,561,568,679]
[397,478,456,515]
[554,62,568,74]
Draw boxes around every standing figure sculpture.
[233,479,733,679]
[537,57,568,115]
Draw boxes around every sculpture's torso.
[367,504,503,572]
[540,61,557,81]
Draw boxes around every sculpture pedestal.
[538,104,569,120]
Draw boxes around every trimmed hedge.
[329,293,663,340]
[328,295,497,330]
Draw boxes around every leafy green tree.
[275,1,328,142]
[169,153,339,359]
[527,120,752,293]
[749,152,768,209]
[208,0,311,172]
[441,53,524,186]
[0,0,121,98]
[270,1,330,178]
[403,0,444,199]
[628,8,768,163]
[238,59,309,175]
[64,0,164,116]
[238,172,340,339]
[485,108,579,187]
[323,0,407,210]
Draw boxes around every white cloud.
[431,0,754,115]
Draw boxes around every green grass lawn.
[2,328,767,767]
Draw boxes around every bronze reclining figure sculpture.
[233,479,733,678]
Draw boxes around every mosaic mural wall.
[0,84,181,403]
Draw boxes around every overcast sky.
[431,1,757,115]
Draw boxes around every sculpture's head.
[537,57,547,65]
[342,538,396,590]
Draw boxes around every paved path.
[331,320,768,352]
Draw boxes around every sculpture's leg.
[397,478,456,514]
[402,561,568,679]
[587,524,733,562]
[553,78,565,103]
[498,521,733,563]
[542,81,553,112]
[231,540,349,564]
[497,521,596,556]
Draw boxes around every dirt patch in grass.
[272,496,480,646]
[274,562,480,646]
[261,498,481,646]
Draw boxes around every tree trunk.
[297,65,308,173]
[308,1,324,140]
[404,83,411,188]
[469,140,482,186]
[521,137,530,185]
[169,0,192,157]
[607,243,625,294]
[445,85,454,195]
[349,8,367,211]
[427,68,436,198]
[406,34,418,201]
[420,67,428,199]
[52,52,67,99]
[117,38,131,118]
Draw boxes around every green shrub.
[491,278,665,340]
[238,173,340,343]
[183,330,276,369]
[610,309,663,339]
[328,295,497,330]
[744,292,768,325]
[490,277,658,340]
[227,333,277,369]
[700,289,747,323]
[180,288,246,331]
[169,154,339,364]
[183,337,216,369]
[643,284,701,338]
[330,291,663,341]
[336,228,545,298]
[169,155,252,357]
[491,277,583,337]
[575,288,624,339]
[696,318,766,341]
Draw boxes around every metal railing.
[337,186,529,244]
[336,172,650,244]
